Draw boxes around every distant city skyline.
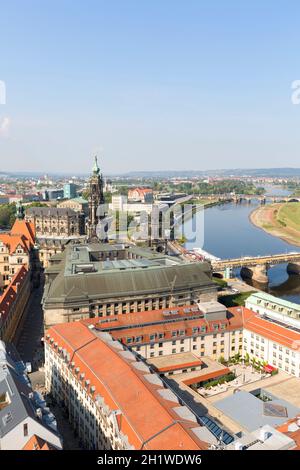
[1,1,300,173]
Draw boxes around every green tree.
[218,355,226,365]
[26,202,48,208]
[0,203,16,229]
[251,357,257,370]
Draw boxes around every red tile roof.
[0,265,28,322]
[23,434,56,450]
[151,357,203,373]
[84,305,243,346]
[229,306,300,350]
[46,322,208,450]
[183,367,231,386]
[11,218,35,245]
[276,418,300,450]
[0,219,35,254]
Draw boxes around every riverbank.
[249,202,300,247]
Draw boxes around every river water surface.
[184,185,300,304]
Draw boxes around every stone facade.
[57,197,88,215]
[87,157,105,240]
[43,243,218,329]
[25,207,85,238]
[0,266,31,343]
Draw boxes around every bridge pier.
[287,262,300,275]
[240,264,269,285]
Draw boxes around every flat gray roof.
[215,390,300,432]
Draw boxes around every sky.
[1,0,300,174]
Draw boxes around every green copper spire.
[92,155,100,175]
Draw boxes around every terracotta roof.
[88,305,202,329]
[11,219,35,245]
[229,306,300,350]
[0,219,35,254]
[46,322,209,450]
[276,418,300,450]
[23,434,56,450]
[0,266,28,322]
[148,353,203,373]
[129,188,153,194]
[183,367,231,386]
[87,306,243,346]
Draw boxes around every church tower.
[87,156,105,240]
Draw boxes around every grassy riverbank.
[219,291,255,307]
[250,202,300,247]
[189,197,221,207]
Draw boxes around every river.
[183,185,300,304]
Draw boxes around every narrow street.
[14,275,82,449]
[15,278,45,370]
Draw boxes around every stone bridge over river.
[211,252,300,284]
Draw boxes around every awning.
[264,364,277,373]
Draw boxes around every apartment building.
[58,197,88,215]
[92,303,243,362]
[0,341,62,450]
[25,207,85,238]
[44,321,213,450]
[230,306,300,378]
[245,292,300,329]
[128,187,153,203]
[0,218,35,288]
[43,243,217,328]
[0,266,31,343]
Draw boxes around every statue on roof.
[92,155,100,175]
[16,201,25,220]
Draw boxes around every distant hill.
[118,168,300,178]
[1,167,300,179]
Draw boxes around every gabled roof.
[246,292,300,312]
[0,266,28,323]
[277,419,300,450]
[0,219,35,254]
[0,341,62,449]
[129,187,153,195]
[229,306,300,350]
[46,322,209,450]
[11,219,35,246]
[23,434,56,450]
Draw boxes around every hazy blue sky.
[1,0,300,174]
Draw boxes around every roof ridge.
[49,324,205,449]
